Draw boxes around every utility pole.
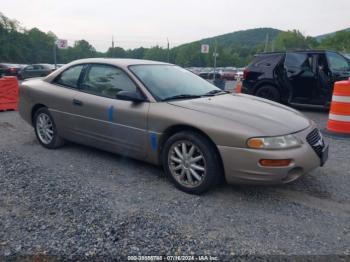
[111,35,115,58]
[53,42,57,68]
[213,39,218,81]
[167,38,170,62]
[264,34,269,53]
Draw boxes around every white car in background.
[234,71,244,80]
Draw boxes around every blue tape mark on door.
[107,105,114,121]
[150,133,158,151]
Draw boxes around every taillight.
[7,67,18,74]
[243,69,249,80]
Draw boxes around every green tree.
[143,46,167,62]
[25,28,56,63]
[274,30,316,51]
[320,31,350,53]
[126,47,146,59]
[106,47,126,58]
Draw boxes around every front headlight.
[247,134,302,149]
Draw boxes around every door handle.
[72,99,83,106]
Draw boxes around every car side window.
[80,64,137,98]
[55,65,84,88]
[326,52,350,71]
[284,53,313,77]
[285,53,311,70]
[26,65,34,71]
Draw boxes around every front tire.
[255,85,280,102]
[162,131,222,194]
[33,107,65,149]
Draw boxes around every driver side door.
[72,63,150,159]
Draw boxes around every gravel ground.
[0,110,350,261]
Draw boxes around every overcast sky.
[2,0,350,51]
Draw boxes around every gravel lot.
[0,109,350,261]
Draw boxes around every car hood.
[168,93,311,136]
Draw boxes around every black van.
[242,50,350,108]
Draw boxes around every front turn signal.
[259,159,292,167]
[247,138,265,149]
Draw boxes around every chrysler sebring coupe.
[19,58,328,194]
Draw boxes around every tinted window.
[285,53,311,69]
[252,54,283,68]
[208,73,221,80]
[326,52,350,71]
[81,64,137,98]
[56,65,84,88]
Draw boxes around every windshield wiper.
[162,94,202,101]
[203,89,229,96]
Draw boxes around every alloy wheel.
[168,140,207,188]
[36,113,54,144]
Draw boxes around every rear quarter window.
[249,54,283,69]
[55,65,84,88]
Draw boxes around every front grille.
[306,128,324,157]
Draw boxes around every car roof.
[67,58,170,67]
[0,63,20,67]
[256,50,340,56]
[33,64,56,68]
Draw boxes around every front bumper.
[218,126,325,185]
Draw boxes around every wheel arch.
[31,104,47,126]
[255,79,294,102]
[253,80,279,95]
[158,124,225,180]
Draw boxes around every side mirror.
[116,90,147,103]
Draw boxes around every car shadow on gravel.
[282,174,332,199]
[56,141,166,178]
[207,172,333,207]
[25,137,340,211]
[46,141,333,200]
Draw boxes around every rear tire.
[162,131,222,194]
[255,85,280,102]
[33,107,65,149]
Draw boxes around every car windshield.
[129,64,221,101]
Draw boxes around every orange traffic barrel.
[0,76,19,111]
[326,77,350,137]
[235,78,242,93]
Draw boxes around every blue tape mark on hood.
[150,133,158,151]
[107,105,114,121]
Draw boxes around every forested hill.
[179,28,281,49]
[316,27,350,42]
[172,28,282,67]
